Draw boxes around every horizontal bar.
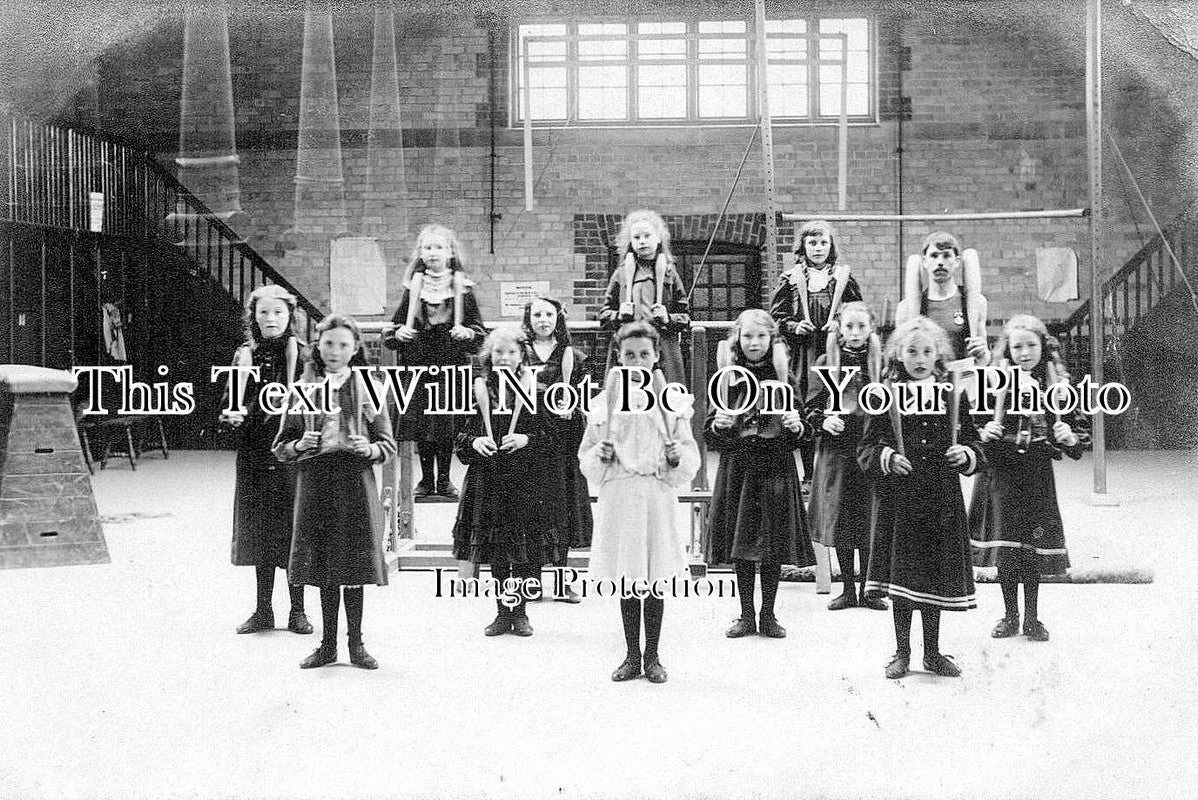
[782,208,1090,222]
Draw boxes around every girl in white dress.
[579,321,699,684]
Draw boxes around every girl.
[597,209,691,385]
[523,296,593,603]
[804,301,886,612]
[580,321,699,683]
[704,309,813,639]
[857,316,984,679]
[382,224,486,498]
[970,315,1086,642]
[222,285,311,636]
[274,314,396,670]
[452,324,566,637]
[770,219,863,480]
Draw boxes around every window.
[513,16,874,126]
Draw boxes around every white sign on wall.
[499,281,551,317]
[330,237,387,316]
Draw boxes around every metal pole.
[522,51,534,212]
[782,208,1088,222]
[1086,0,1110,501]
[754,0,778,281]
[838,43,848,211]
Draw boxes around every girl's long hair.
[992,313,1070,383]
[615,209,673,261]
[725,308,780,366]
[243,284,297,347]
[882,315,953,381]
[401,223,468,288]
[521,295,571,347]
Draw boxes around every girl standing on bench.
[704,309,813,639]
[580,322,699,684]
[382,224,486,498]
[222,285,311,636]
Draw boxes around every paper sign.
[330,237,387,316]
[500,281,550,317]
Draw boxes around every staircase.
[3,116,323,336]
[1050,204,1198,448]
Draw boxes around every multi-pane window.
[513,16,874,126]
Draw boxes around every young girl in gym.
[597,209,691,385]
[382,223,486,498]
[857,316,984,679]
[580,321,699,684]
[704,309,813,639]
[274,314,395,670]
[970,314,1086,642]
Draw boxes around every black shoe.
[991,615,1020,638]
[643,658,668,684]
[758,614,787,638]
[827,592,858,611]
[859,595,889,611]
[287,611,314,635]
[413,480,434,498]
[923,652,961,677]
[436,479,459,499]
[300,642,337,669]
[1023,618,1050,642]
[236,611,274,634]
[885,651,910,679]
[510,613,534,637]
[484,614,512,637]
[726,617,757,638]
[348,642,379,670]
[554,585,582,604]
[611,654,642,682]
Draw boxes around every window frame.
[510,15,877,128]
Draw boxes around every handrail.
[3,115,323,338]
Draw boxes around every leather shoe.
[827,592,858,611]
[554,585,582,604]
[923,652,961,677]
[510,614,534,637]
[991,615,1020,638]
[725,617,757,638]
[859,595,889,611]
[1023,618,1050,642]
[885,651,910,679]
[436,480,459,499]
[348,642,379,669]
[413,480,434,498]
[758,614,787,638]
[611,655,642,682]
[484,614,512,636]
[287,611,314,635]
[643,658,668,684]
[236,611,274,634]
[300,643,337,669]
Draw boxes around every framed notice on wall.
[499,281,550,316]
[330,237,387,316]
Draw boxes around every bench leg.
[813,543,832,594]
[125,424,137,471]
[157,418,169,459]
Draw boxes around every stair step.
[391,540,591,570]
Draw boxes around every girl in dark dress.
[222,284,311,636]
[523,296,592,603]
[770,220,863,481]
[805,301,886,612]
[452,324,567,638]
[274,314,396,670]
[704,309,814,639]
[970,315,1086,643]
[597,209,691,385]
[857,316,985,679]
[382,224,486,498]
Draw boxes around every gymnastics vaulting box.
[0,365,109,569]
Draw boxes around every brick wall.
[57,0,1198,332]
